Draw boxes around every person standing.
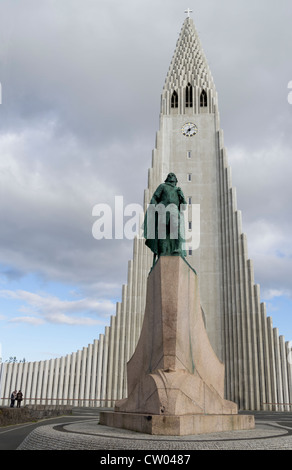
[10,390,17,407]
[16,390,23,408]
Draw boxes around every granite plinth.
[103,257,254,435]
[99,411,255,436]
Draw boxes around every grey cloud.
[0,0,291,314]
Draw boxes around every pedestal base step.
[99,411,255,436]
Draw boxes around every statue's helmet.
[165,173,178,183]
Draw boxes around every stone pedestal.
[100,256,254,435]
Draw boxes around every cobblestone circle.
[17,420,292,450]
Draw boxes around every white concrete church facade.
[1,16,292,411]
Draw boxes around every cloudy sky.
[0,0,291,363]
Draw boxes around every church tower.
[1,14,291,412]
[147,14,223,359]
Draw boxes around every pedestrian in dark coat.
[16,390,23,408]
[10,390,17,407]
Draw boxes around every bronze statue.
[144,173,187,264]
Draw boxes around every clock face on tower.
[181,122,198,137]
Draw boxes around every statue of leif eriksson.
[143,173,187,265]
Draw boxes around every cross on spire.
[184,7,193,18]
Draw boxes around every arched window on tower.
[185,83,193,108]
[171,90,178,108]
[200,89,208,107]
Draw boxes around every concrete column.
[247,260,260,410]
[131,239,138,348]
[279,336,289,411]
[10,363,18,398]
[52,358,60,406]
[25,362,34,403]
[138,239,146,331]
[267,318,278,410]
[261,304,272,410]
[234,211,244,408]
[220,165,230,396]
[63,355,71,405]
[218,151,230,399]
[253,285,266,409]
[115,302,124,400]
[1,364,7,405]
[90,340,98,405]
[79,347,87,406]
[227,195,234,390]
[96,335,104,406]
[68,353,76,406]
[74,351,82,406]
[36,361,44,404]
[57,356,65,405]
[285,341,292,411]
[125,261,133,362]
[101,327,109,407]
[41,360,49,405]
[30,362,39,405]
[0,363,7,405]
[236,222,249,409]
[3,364,11,401]
[273,328,284,411]
[106,317,115,407]
[83,345,92,406]
[230,190,242,406]
[46,360,54,405]
[112,305,121,401]
[21,362,29,405]
[118,287,127,399]
[16,363,24,401]
[135,239,143,322]
[240,234,254,410]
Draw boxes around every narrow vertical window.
[200,89,207,107]
[188,248,193,256]
[171,90,178,108]
[187,173,192,182]
[188,221,192,230]
[188,196,192,204]
[185,83,193,108]
[187,150,192,159]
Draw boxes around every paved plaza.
[16,411,292,451]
